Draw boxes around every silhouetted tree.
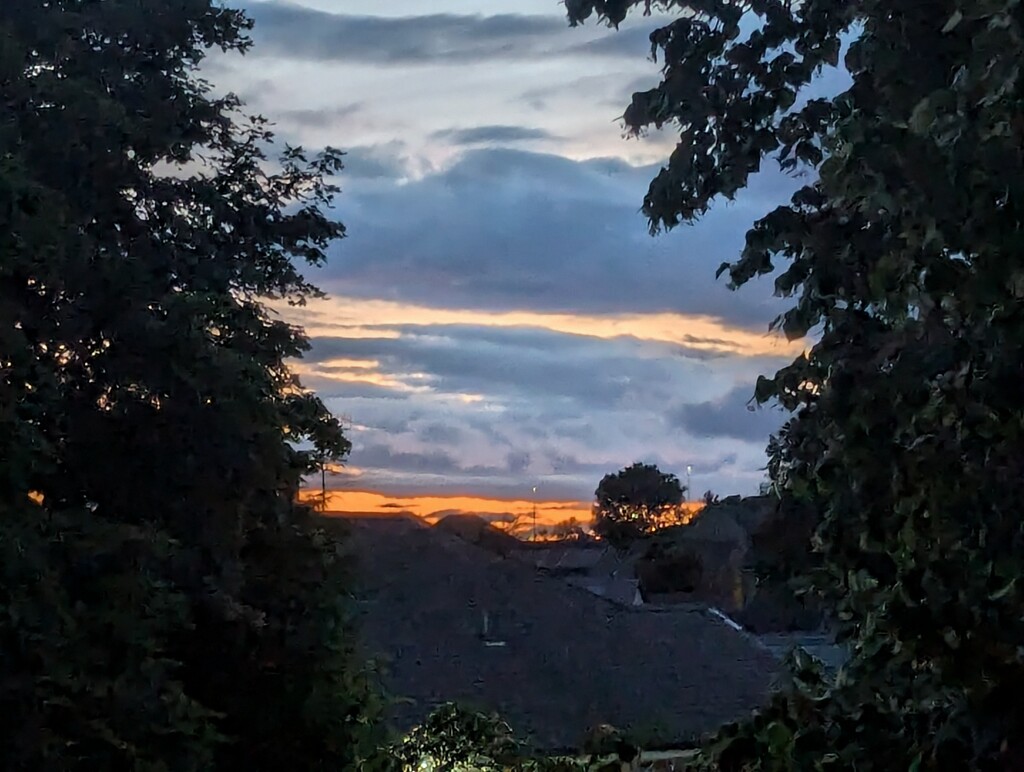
[567,0,1024,768]
[0,2,381,769]
[592,463,686,548]
[550,517,587,542]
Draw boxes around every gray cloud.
[517,72,658,113]
[304,320,781,499]
[323,147,799,327]
[669,385,787,443]
[573,24,655,59]
[506,451,531,475]
[431,125,560,145]
[354,443,465,476]
[275,103,363,129]
[340,434,752,500]
[265,141,410,181]
[306,325,720,412]
[350,443,552,488]
[340,143,411,180]
[245,4,656,65]
[419,422,464,446]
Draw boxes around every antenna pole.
[531,485,538,541]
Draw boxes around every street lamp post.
[686,465,693,501]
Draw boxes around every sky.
[205,0,808,520]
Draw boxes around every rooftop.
[343,515,779,751]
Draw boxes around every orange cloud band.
[281,296,803,359]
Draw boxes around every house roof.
[343,515,778,752]
[757,633,849,673]
[717,495,776,535]
[515,544,608,572]
[434,513,521,555]
[659,509,750,547]
[564,574,642,606]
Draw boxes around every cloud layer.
[293,306,791,499]
[321,147,801,326]
[209,1,814,501]
[430,125,561,145]
[245,3,660,65]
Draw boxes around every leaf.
[574,3,1024,770]
[764,720,793,755]
[990,579,1016,600]
[1,1,369,768]
[821,37,841,68]
[754,375,777,403]
[909,98,936,135]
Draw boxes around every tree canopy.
[592,462,686,547]
[0,2,381,769]
[568,0,1024,769]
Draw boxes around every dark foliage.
[0,2,383,769]
[637,546,704,595]
[592,462,686,548]
[567,0,1024,769]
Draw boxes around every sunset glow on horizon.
[298,487,707,537]
[299,488,593,533]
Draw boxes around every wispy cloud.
[287,296,804,359]
[284,312,787,499]
[313,148,800,326]
[431,125,560,145]
[245,3,661,65]
[669,385,787,442]
[274,102,364,129]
